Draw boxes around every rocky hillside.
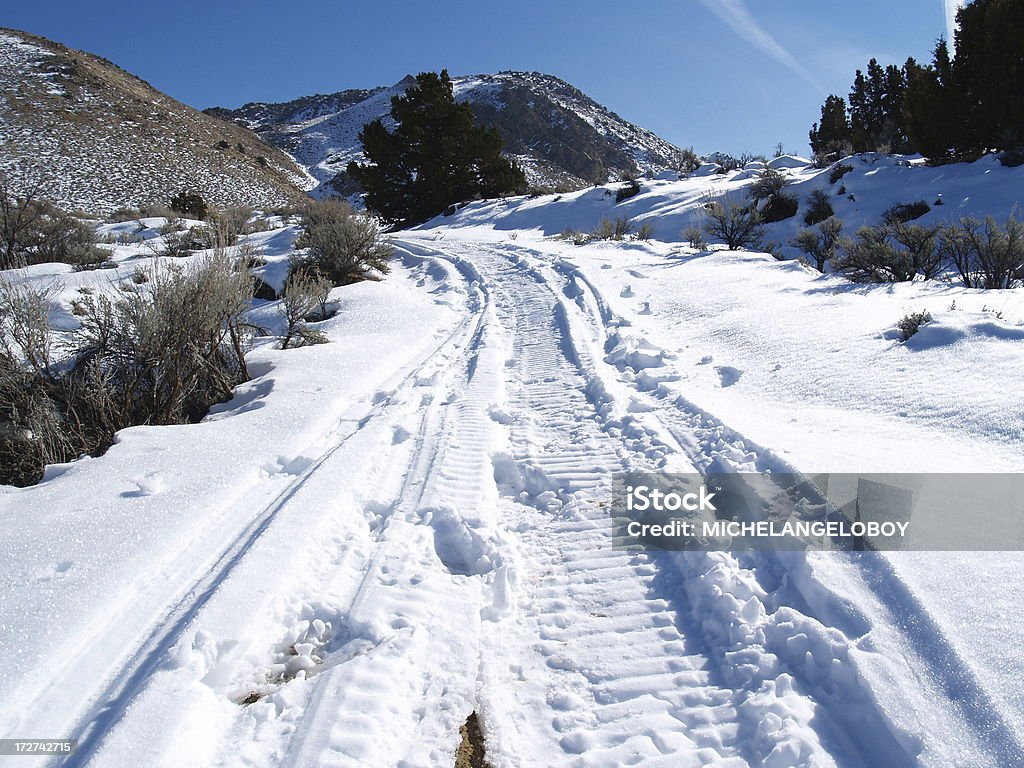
[209,71,697,196]
[0,28,311,215]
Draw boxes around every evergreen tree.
[347,70,526,225]
[953,0,1024,152]
[809,95,852,160]
[904,45,960,160]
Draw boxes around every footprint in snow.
[715,366,744,387]
[620,285,634,298]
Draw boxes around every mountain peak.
[210,71,696,197]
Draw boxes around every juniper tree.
[347,70,526,226]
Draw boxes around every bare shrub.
[206,205,254,246]
[940,216,1024,289]
[1,174,104,270]
[829,163,854,184]
[703,199,764,250]
[292,200,392,286]
[28,204,107,268]
[279,271,331,349]
[592,217,632,241]
[834,220,942,283]
[792,218,843,271]
[1,254,257,486]
[803,190,835,226]
[749,168,788,203]
[632,221,655,241]
[0,170,45,270]
[883,200,931,225]
[682,225,706,250]
[557,228,590,246]
[889,222,943,279]
[835,225,913,282]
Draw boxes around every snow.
[2,154,1024,766]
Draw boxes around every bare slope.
[0,28,311,215]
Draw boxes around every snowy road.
[2,234,1022,768]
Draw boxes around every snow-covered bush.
[703,200,764,251]
[291,200,392,286]
[940,216,1024,289]
[792,218,843,271]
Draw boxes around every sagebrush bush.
[940,215,1024,288]
[898,310,932,341]
[761,192,799,223]
[280,270,331,349]
[703,200,764,250]
[170,191,208,220]
[0,253,256,486]
[792,218,843,271]
[829,163,854,185]
[1,178,106,270]
[556,228,589,246]
[834,221,941,282]
[592,217,632,241]
[749,169,788,203]
[803,190,835,226]
[682,225,706,250]
[883,200,931,225]
[292,200,392,285]
[632,221,655,241]
[206,205,254,246]
[615,180,641,204]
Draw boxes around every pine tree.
[905,47,956,160]
[347,70,526,225]
[953,0,1024,152]
[809,95,852,160]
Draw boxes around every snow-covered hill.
[209,71,697,196]
[0,28,311,215]
[439,151,1024,259]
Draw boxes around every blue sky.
[3,0,955,156]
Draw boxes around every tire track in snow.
[268,243,519,767]
[415,241,755,766]
[544,248,1023,767]
[53,251,489,768]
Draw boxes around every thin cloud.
[944,0,964,44]
[697,0,826,93]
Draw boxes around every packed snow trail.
[11,237,1022,768]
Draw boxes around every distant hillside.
[209,71,697,196]
[0,28,311,215]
